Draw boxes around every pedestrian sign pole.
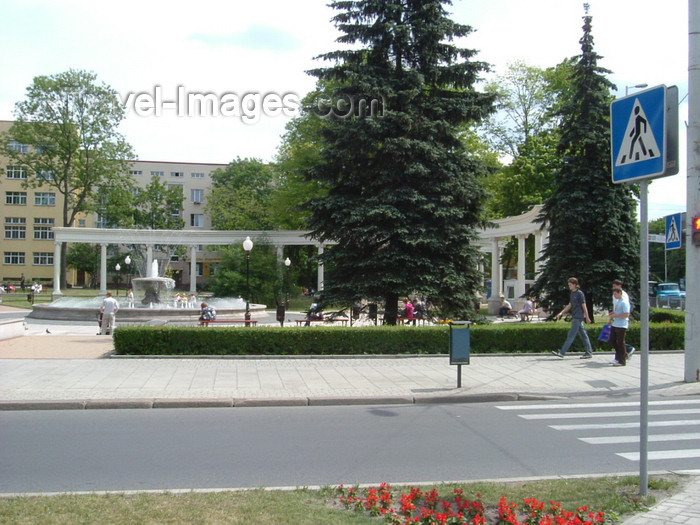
[610,84,679,497]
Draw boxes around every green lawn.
[0,475,685,525]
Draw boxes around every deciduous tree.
[1,69,134,288]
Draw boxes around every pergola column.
[534,231,544,275]
[146,245,153,277]
[99,243,107,296]
[189,245,197,294]
[52,241,62,296]
[487,238,502,314]
[516,234,528,302]
[317,244,324,291]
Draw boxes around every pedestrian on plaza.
[612,279,636,360]
[609,287,631,366]
[126,288,135,308]
[552,277,593,359]
[498,295,513,318]
[519,296,536,322]
[100,292,120,335]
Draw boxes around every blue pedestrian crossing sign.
[611,85,676,183]
[665,213,683,250]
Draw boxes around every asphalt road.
[3,396,699,494]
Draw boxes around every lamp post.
[284,257,291,307]
[124,255,131,290]
[115,263,121,297]
[625,83,648,96]
[242,236,253,323]
[277,257,292,327]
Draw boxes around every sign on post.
[610,85,678,183]
[666,213,683,250]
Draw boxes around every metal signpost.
[610,84,679,496]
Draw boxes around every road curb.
[0,392,578,411]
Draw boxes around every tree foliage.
[0,69,134,287]
[66,243,100,288]
[304,0,495,322]
[206,158,278,230]
[530,14,639,313]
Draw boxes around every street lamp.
[625,83,648,96]
[242,236,254,323]
[124,255,131,291]
[115,263,121,297]
[277,257,292,327]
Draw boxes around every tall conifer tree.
[305,0,495,323]
[531,11,638,313]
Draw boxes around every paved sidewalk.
[2,310,700,522]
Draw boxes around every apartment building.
[1,120,227,290]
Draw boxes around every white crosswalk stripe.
[496,400,700,464]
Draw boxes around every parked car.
[652,282,686,299]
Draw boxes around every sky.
[0,0,689,221]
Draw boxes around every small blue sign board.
[666,213,683,250]
[611,85,667,183]
[449,322,471,365]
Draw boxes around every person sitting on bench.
[519,296,536,321]
[498,295,512,318]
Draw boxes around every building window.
[34,218,55,240]
[34,192,56,206]
[170,171,184,178]
[4,252,25,265]
[190,214,204,227]
[78,219,87,227]
[191,189,204,203]
[130,170,143,176]
[191,172,205,178]
[6,166,27,179]
[37,169,55,181]
[151,171,164,177]
[4,217,27,240]
[196,262,203,277]
[33,252,54,265]
[8,141,29,153]
[5,192,27,205]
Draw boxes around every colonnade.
[52,206,546,312]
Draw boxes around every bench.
[397,317,428,326]
[295,317,350,326]
[520,310,542,322]
[199,319,258,327]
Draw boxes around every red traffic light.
[693,216,700,246]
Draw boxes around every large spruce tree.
[305,0,495,323]
[531,12,639,314]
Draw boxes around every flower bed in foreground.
[336,483,607,525]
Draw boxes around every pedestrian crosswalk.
[495,399,700,465]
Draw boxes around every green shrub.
[113,321,685,356]
[650,308,685,324]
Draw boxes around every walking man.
[100,292,120,335]
[552,277,593,359]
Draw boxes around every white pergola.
[51,228,329,297]
[52,206,547,312]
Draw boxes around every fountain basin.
[28,297,267,323]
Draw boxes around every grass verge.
[0,475,685,525]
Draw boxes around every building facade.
[1,120,226,290]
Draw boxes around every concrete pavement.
[1,306,700,522]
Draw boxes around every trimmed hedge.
[113,321,685,356]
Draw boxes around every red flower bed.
[335,484,607,525]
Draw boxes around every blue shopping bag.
[597,324,612,343]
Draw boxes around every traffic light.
[693,216,700,246]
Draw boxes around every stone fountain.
[28,260,266,323]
